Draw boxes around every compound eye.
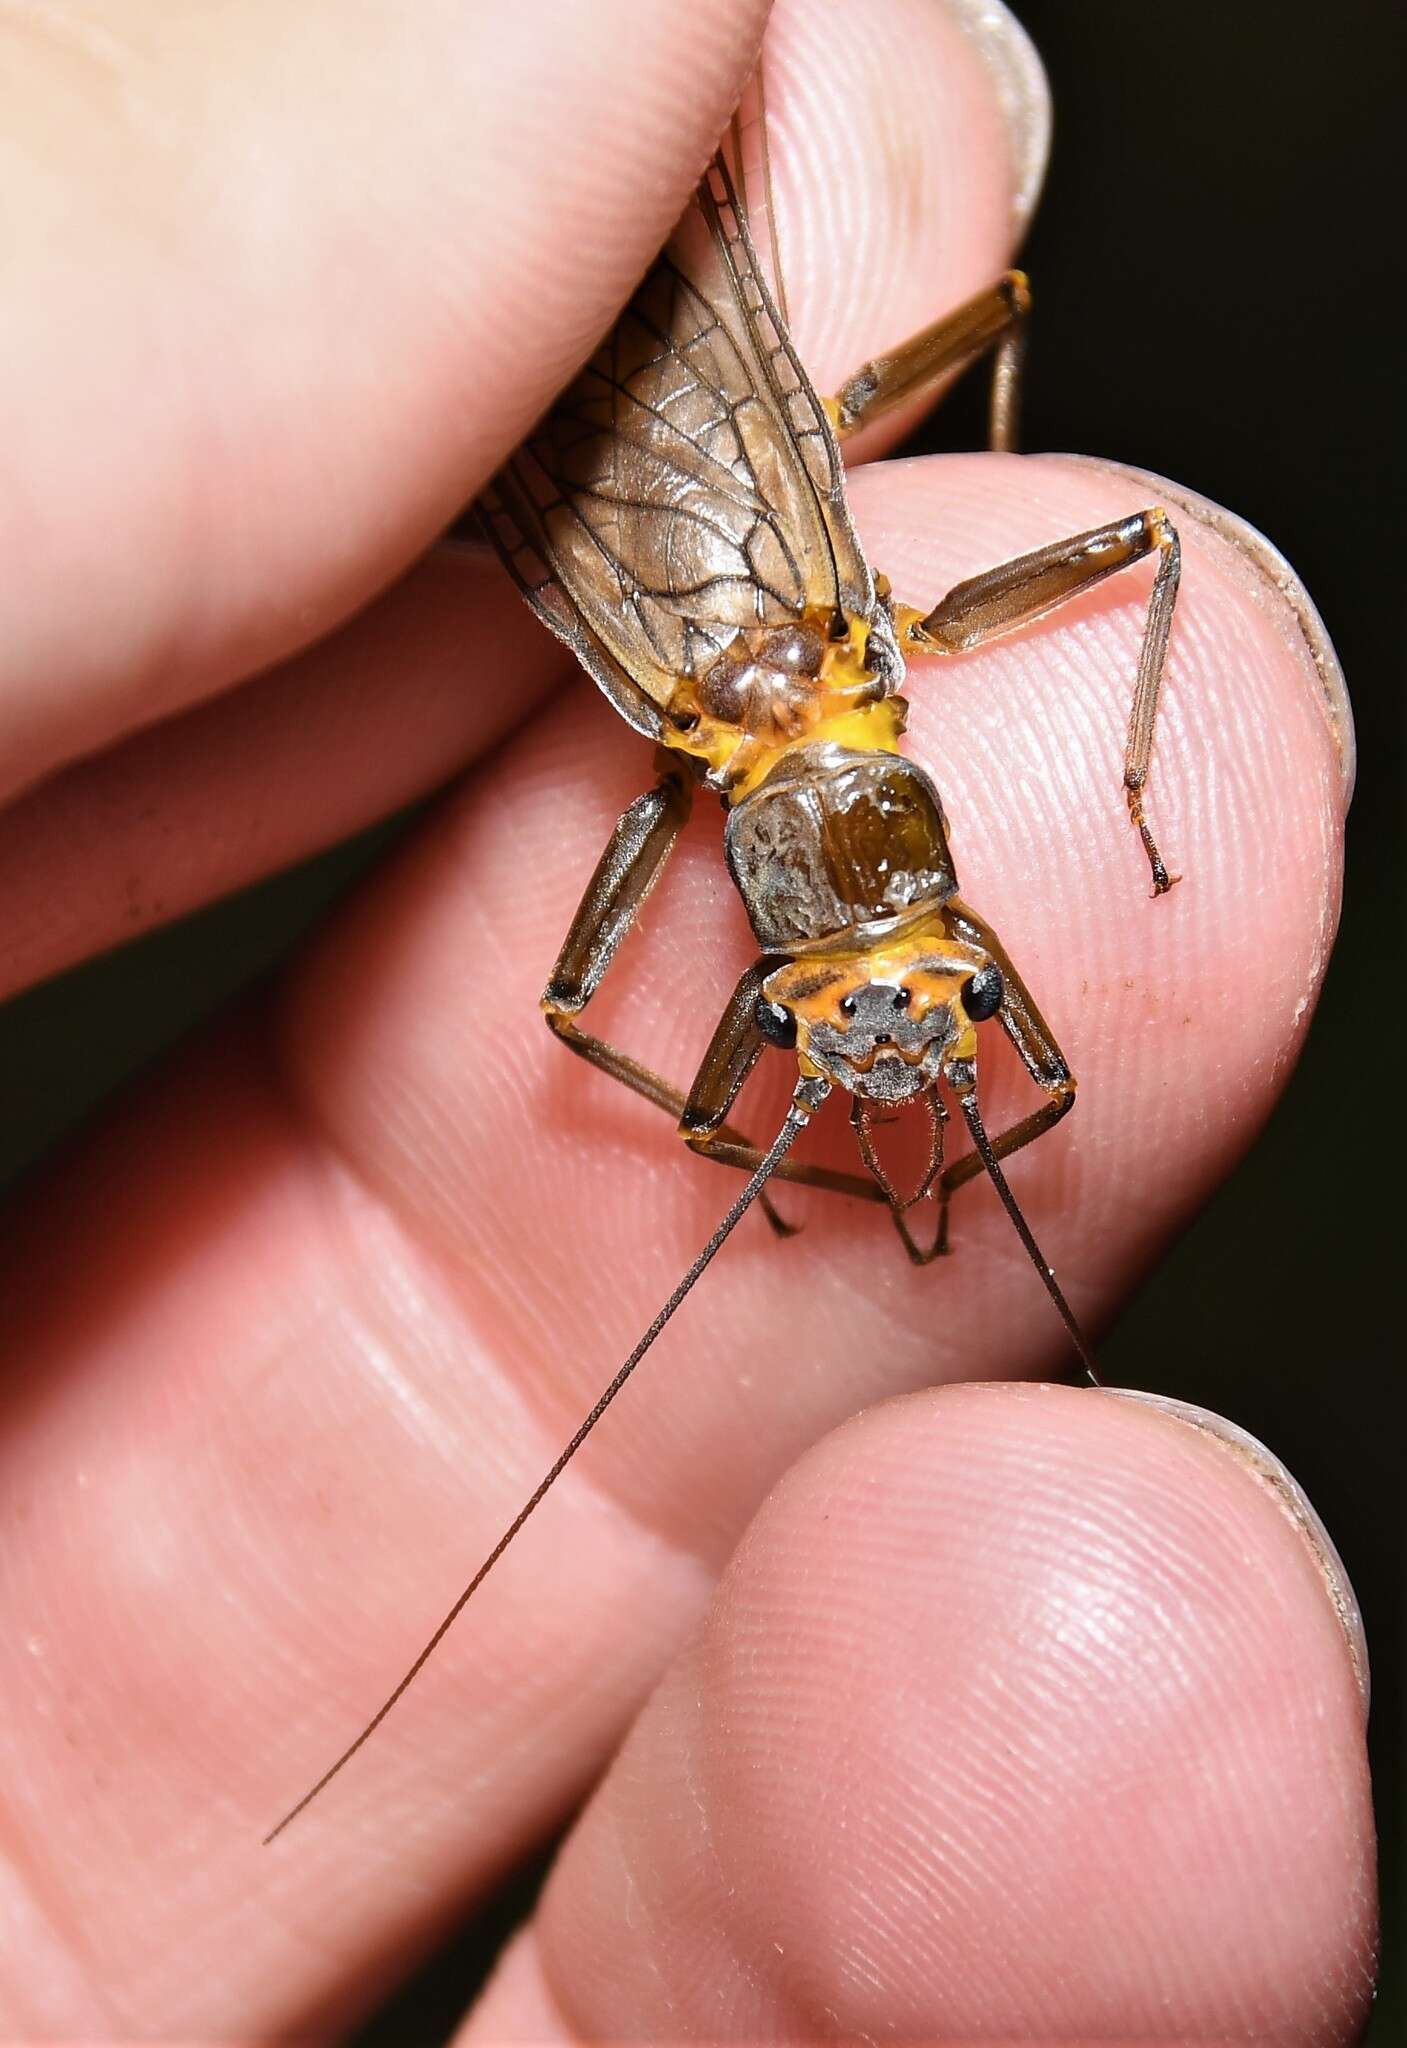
[964,962,1004,1022]
[754,997,798,1049]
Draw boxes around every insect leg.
[542,769,780,1225]
[906,510,1183,893]
[827,273,1029,451]
[543,789,877,1215]
[925,897,1076,1258]
[543,762,693,1016]
[678,965,886,1204]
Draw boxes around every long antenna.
[956,1087,1101,1387]
[263,1084,824,1845]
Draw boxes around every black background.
[0,1,1398,2039]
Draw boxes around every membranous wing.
[480,153,874,741]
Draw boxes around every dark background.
[0,0,1397,2038]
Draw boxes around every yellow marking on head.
[758,919,990,1076]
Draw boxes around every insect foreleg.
[905,509,1183,892]
[827,272,1029,451]
[543,764,693,1015]
[543,801,876,1222]
[679,963,885,1206]
[929,898,1078,1256]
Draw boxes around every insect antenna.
[955,1086,1101,1387]
[262,1082,826,1846]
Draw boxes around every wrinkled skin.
[0,0,1373,2041]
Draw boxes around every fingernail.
[1104,1389,1369,1715]
[1059,456,1355,802]
[938,0,1051,241]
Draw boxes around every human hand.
[0,0,1373,2039]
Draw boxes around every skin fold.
[0,0,1373,2040]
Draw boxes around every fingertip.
[940,0,1052,240]
[1102,1386,1370,1714]
[764,0,1045,401]
[1062,455,1355,803]
[843,451,1347,1263]
[523,1382,1375,2042]
[0,0,773,798]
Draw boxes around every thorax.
[658,603,907,802]
[722,741,958,955]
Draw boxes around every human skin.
[0,0,1375,2041]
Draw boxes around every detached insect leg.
[827,273,1029,451]
[906,510,1183,892]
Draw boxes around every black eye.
[754,997,798,1048]
[839,993,857,1019]
[890,985,911,1010]
[964,963,1004,1022]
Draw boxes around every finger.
[0,0,1036,814]
[286,448,1350,1467]
[0,0,1039,998]
[465,1385,1375,2044]
[0,451,1348,2034]
[761,0,1047,415]
[0,0,1048,2023]
[0,546,565,1002]
[0,0,770,805]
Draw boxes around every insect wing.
[481,152,874,741]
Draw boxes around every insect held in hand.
[266,120,1181,1843]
